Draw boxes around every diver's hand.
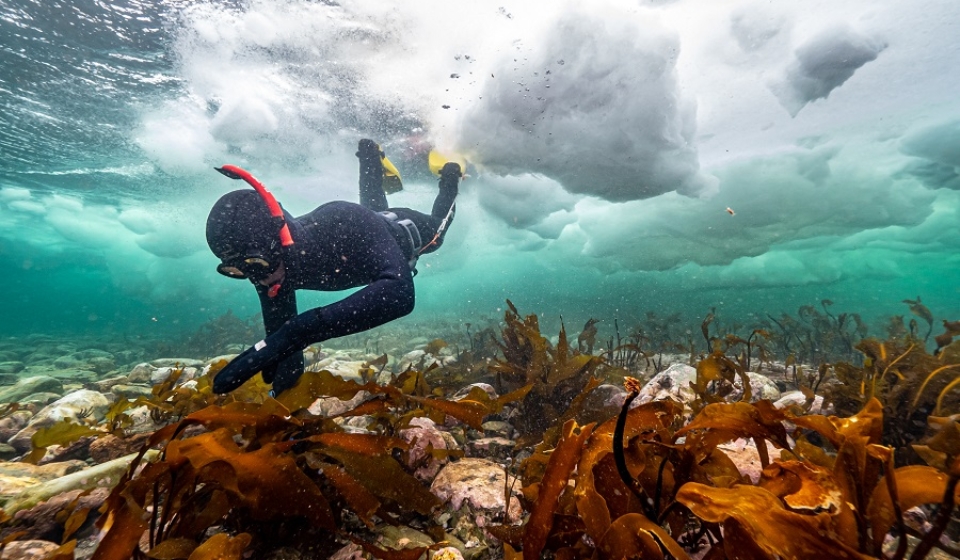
[440,161,462,179]
[356,139,384,161]
[212,326,304,394]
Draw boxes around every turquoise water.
[2,0,959,344]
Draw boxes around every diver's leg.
[431,162,461,219]
[357,139,388,211]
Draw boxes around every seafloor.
[1,303,960,560]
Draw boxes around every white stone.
[774,390,832,415]
[430,458,521,522]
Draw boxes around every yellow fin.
[382,155,403,193]
[428,150,467,176]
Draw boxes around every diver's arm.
[214,248,414,395]
[256,281,297,335]
[254,282,304,386]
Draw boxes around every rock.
[111,384,154,400]
[88,356,116,375]
[431,458,520,517]
[466,437,515,461]
[127,363,155,384]
[0,361,24,373]
[432,547,466,560]
[20,392,62,407]
[717,438,783,483]
[91,375,129,393]
[150,366,198,386]
[330,543,365,560]
[638,365,781,410]
[637,364,697,407]
[400,418,456,481]
[89,432,152,463]
[773,390,833,415]
[0,540,62,559]
[0,410,32,431]
[311,357,365,381]
[378,525,435,551]
[731,372,781,403]
[53,354,88,370]
[452,383,498,401]
[149,358,204,368]
[398,349,428,371]
[0,376,63,404]
[48,369,99,384]
[481,421,513,439]
[12,487,110,542]
[3,451,158,516]
[0,460,88,498]
[8,390,111,453]
[578,383,628,424]
[0,443,16,460]
[309,391,370,418]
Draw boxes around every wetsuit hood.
[206,189,286,270]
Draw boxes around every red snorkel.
[215,165,294,247]
[215,165,292,298]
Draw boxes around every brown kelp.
[4,303,960,559]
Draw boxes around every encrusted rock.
[8,390,111,452]
[89,432,152,463]
[452,383,498,401]
[12,487,110,541]
[400,417,457,481]
[637,364,697,407]
[0,376,63,404]
[430,458,521,519]
[0,539,62,559]
[309,391,370,417]
[638,364,781,409]
[466,437,515,462]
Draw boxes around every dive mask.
[216,255,276,281]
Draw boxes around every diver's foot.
[357,138,383,160]
[440,161,462,180]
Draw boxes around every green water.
[1,0,959,349]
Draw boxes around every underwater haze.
[2,0,960,342]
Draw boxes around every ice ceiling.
[0,0,958,335]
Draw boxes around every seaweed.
[11,303,960,559]
[84,359,515,559]
[489,300,608,445]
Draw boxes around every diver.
[205,139,463,396]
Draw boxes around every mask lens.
[217,263,248,278]
[217,255,274,281]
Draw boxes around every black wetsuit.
[212,154,459,395]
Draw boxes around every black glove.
[356,139,384,161]
[213,321,308,394]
